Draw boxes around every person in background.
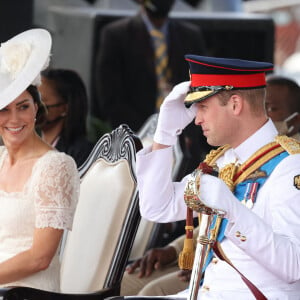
[136,55,300,299]
[121,227,196,296]
[0,29,79,292]
[93,0,211,173]
[266,75,300,140]
[38,68,94,167]
[94,0,207,132]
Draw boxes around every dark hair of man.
[41,68,89,144]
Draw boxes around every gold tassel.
[178,226,195,270]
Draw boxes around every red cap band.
[191,73,266,88]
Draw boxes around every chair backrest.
[60,124,142,294]
[129,114,184,260]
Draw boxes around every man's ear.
[230,94,243,115]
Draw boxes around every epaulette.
[275,135,300,155]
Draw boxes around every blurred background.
[1,0,300,126]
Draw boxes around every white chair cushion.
[60,158,135,293]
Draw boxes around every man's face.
[265,84,291,122]
[193,95,237,147]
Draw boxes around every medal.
[241,182,251,206]
[242,182,259,209]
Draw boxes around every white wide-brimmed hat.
[0,28,52,109]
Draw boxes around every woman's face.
[0,90,38,147]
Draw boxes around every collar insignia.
[294,175,300,190]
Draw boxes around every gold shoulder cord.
[204,145,239,191]
[203,144,231,166]
[233,135,300,185]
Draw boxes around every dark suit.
[56,135,94,168]
[93,13,212,174]
[93,13,207,132]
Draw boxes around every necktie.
[150,29,171,110]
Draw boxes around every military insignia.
[294,175,300,190]
[247,170,267,180]
[275,135,300,154]
[241,182,259,209]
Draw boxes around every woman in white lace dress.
[0,29,80,292]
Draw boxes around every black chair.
[0,124,143,300]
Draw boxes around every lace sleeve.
[32,151,80,230]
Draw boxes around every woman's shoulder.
[38,150,78,172]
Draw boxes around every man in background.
[266,75,300,140]
[93,0,207,132]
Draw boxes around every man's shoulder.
[275,135,300,155]
[270,137,300,176]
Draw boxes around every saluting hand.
[154,81,197,146]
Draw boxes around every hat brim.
[0,28,51,109]
[184,90,220,108]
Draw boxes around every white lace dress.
[0,147,80,292]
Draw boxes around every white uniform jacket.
[136,120,300,300]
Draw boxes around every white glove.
[198,174,245,221]
[154,81,197,146]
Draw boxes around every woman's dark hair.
[27,85,41,104]
[27,84,48,127]
[41,68,89,144]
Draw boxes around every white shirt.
[136,119,300,299]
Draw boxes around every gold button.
[241,235,247,242]
[202,285,210,292]
[235,231,241,237]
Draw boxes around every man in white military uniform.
[136,55,300,299]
